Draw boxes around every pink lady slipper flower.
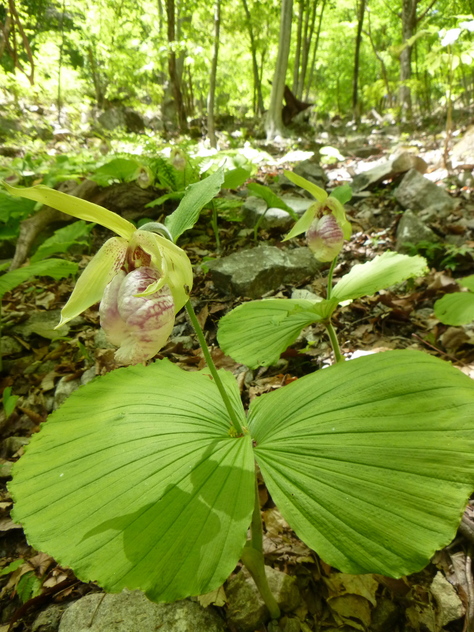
[4,183,193,365]
[282,170,352,262]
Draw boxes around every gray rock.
[394,169,456,216]
[207,245,321,298]
[351,152,427,192]
[0,461,13,478]
[242,196,313,230]
[226,567,301,632]
[81,367,97,386]
[1,436,29,458]
[452,126,474,166]
[97,108,144,133]
[11,310,69,340]
[1,336,23,355]
[53,376,82,410]
[430,571,464,627]
[32,604,67,632]
[58,591,226,632]
[396,211,441,253]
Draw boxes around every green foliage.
[0,259,79,299]
[247,183,298,219]
[2,387,19,418]
[434,275,474,326]
[30,221,94,263]
[404,241,474,271]
[0,191,36,240]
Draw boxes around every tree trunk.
[352,0,366,123]
[166,0,188,132]
[399,0,417,121]
[241,0,264,115]
[265,0,293,139]
[292,0,304,94]
[304,0,326,101]
[207,0,221,148]
[297,0,317,99]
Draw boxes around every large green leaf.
[10,360,255,602]
[332,252,428,302]
[249,350,474,577]
[217,298,337,368]
[246,183,297,220]
[165,168,225,242]
[0,259,78,298]
[460,275,474,292]
[434,291,474,325]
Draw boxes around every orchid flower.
[282,171,352,262]
[4,183,193,365]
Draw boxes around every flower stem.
[241,475,281,620]
[326,257,338,300]
[326,321,344,363]
[185,301,245,434]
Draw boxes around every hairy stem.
[325,321,344,363]
[326,257,338,300]
[185,301,245,434]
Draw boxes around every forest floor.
[0,115,474,632]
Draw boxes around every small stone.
[0,460,13,478]
[226,567,301,632]
[293,160,328,188]
[370,597,400,632]
[1,436,29,458]
[395,211,441,253]
[53,376,82,410]
[1,336,23,355]
[80,367,97,386]
[395,169,456,216]
[207,245,321,298]
[58,591,226,632]
[11,310,70,340]
[431,572,464,627]
[32,604,67,632]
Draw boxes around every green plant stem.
[241,476,281,620]
[326,257,337,300]
[326,321,344,363]
[185,301,244,434]
[210,202,221,252]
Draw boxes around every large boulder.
[394,169,456,217]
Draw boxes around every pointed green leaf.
[249,350,474,577]
[10,360,254,602]
[30,220,94,263]
[330,184,353,205]
[2,183,135,240]
[434,291,474,325]
[217,299,337,368]
[0,259,78,298]
[332,252,428,302]
[165,169,225,242]
[283,170,328,202]
[247,183,298,219]
[222,167,251,190]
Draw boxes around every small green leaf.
[17,571,42,603]
[146,191,185,208]
[10,360,254,603]
[222,167,251,190]
[249,349,474,577]
[434,291,474,325]
[91,158,141,186]
[165,169,225,242]
[330,184,352,205]
[31,221,94,263]
[332,252,428,302]
[0,558,24,577]
[0,259,79,298]
[247,183,297,219]
[217,299,337,368]
[3,387,19,418]
[283,170,327,202]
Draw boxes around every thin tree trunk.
[265,0,293,139]
[364,9,393,109]
[207,0,221,148]
[352,0,366,123]
[292,0,304,94]
[304,0,326,101]
[399,0,417,121]
[166,0,188,132]
[241,0,264,115]
[298,0,317,99]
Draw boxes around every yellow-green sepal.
[3,182,135,240]
[283,202,319,241]
[283,170,328,202]
[57,237,128,327]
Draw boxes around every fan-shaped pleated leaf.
[10,360,254,602]
[249,350,474,577]
[332,252,428,302]
[217,298,337,368]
